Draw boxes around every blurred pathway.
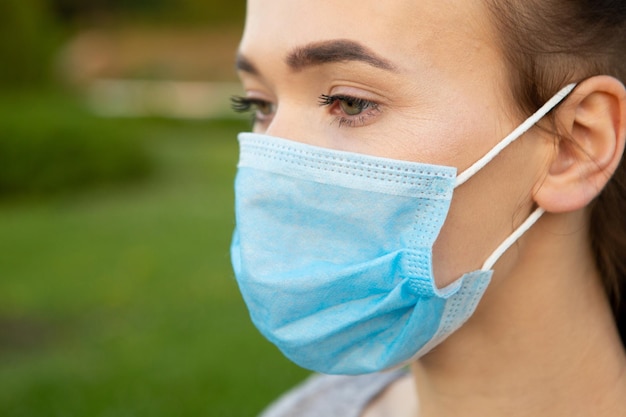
[87,79,241,119]
[58,28,244,119]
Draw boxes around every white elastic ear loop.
[481,206,545,271]
[455,83,577,188]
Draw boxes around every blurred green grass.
[0,91,154,197]
[0,101,309,416]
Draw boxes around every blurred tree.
[168,0,245,25]
[47,0,245,26]
[49,0,169,23]
[0,0,60,88]
[0,0,244,88]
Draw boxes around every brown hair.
[486,0,626,342]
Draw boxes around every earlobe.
[534,76,626,213]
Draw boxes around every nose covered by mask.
[230,84,576,375]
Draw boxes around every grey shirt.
[259,370,409,417]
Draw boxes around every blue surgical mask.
[230,84,575,375]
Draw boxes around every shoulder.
[258,369,409,417]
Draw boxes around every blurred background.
[0,1,309,416]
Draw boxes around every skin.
[236,1,626,416]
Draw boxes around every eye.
[230,96,275,123]
[319,94,376,116]
[318,94,381,127]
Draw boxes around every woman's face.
[236,0,552,286]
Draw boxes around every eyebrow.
[286,40,397,72]
[235,54,259,75]
[235,39,398,75]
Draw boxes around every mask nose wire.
[454,83,577,188]
[449,83,576,271]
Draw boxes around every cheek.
[430,134,551,288]
[377,79,511,168]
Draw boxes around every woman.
[230,1,626,416]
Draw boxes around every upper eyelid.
[240,85,277,103]
[237,69,276,97]
[325,86,387,103]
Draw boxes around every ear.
[534,76,626,213]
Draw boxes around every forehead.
[240,0,499,80]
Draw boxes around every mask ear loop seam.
[454,83,577,188]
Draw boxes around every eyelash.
[230,93,382,128]
[318,94,381,128]
[230,96,274,124]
